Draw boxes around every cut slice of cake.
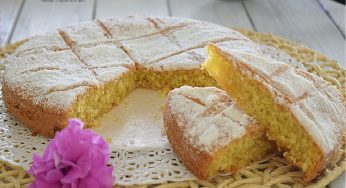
[163,86,274,179]
[202,44,346,182]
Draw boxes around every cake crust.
[2,81,67,137]
[164,105,213,179]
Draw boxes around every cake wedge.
[163,86,274,179]
[202,44,346,182]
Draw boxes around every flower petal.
[30,118,113,187]
[46,169,63,183]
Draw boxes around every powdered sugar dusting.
[77,44,134,68]
[222,105,251,125]
[35,86,88,109]
[166,86,258,153]
[272,67,316,99]
[143,51,200,71]
[228,50,281,76]
[13,31,68,55]
[99,16,158,40]
[4,49,99,100]
[292,91,345,153]
[121,33,181,64]
[92,66,130,83]
[61,21,108,45]
[169,22,248,50]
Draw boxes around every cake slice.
[202,44,346,182]
[163,86,274,179]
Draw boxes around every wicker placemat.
[0,30,345,188]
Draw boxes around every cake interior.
[67,68,217,128]
[208,128,272,177]
[68,71,137,126]
[202,45,324,181]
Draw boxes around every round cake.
[2,16,258,137]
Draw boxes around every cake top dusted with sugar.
[4,16,256,110]
[166,86,259,153]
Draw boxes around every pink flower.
[28,118,114,188]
